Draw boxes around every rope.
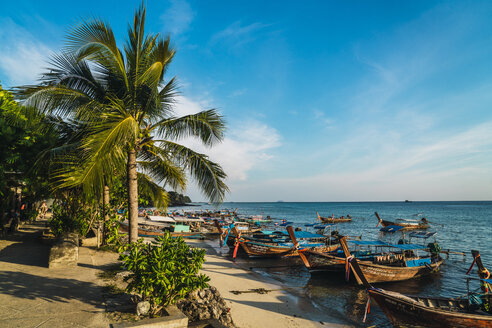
[362,296,371,323]
[480,269,491,293]
[466,254,479,275]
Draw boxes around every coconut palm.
[17,5,228,242]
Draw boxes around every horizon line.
[188,200,492,203]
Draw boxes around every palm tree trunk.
[102,184,110,244]
[127,149,139,243]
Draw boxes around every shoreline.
[187,238,353,328]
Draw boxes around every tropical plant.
[109,174,169,210]
[0,84,57,227]
[17,5,228,242]
[49,195,91,237]
[119,233,210,315]
[103,208,127,251]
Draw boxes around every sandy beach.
[188,239,351,328]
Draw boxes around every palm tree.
[17,5,228,242]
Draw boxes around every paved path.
[0,221,117,328]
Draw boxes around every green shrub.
[22,209,38,222]
[119,233,210,315]
[49,200,89,238]
[104,211,127,251]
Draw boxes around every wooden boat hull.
[240,242,293,257]
[240,242,339,258]
[357,259,442,283]
[302,250,345,272]
[380,220,429,230]
[319,217,352,223]
[301,250,442,283]
[369,288,492,327]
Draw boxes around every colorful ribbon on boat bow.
[345,255,354,281]
[221,223,236,248]
[233,233,244,259]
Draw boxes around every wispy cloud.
[229,3,492,201]
[211,21,269,48]
[229,88,246,97]
[313,109,334,127]
[161,0,195,36]
[0,18,53,87]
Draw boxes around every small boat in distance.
[375,211,429,230]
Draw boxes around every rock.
[198,309,210,320]
[210,305,221,318]
[136,301,150,316]
[115,271,131,280]
[48,233,79,268]
[176,288,236,328]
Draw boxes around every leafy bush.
[119,234,210,315]
[49,200,89,238]
[21,208,38,222]
[104,210,127,251]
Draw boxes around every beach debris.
[230,288,275,295]
[136,301,150,316]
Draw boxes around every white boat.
[147,215,175,223]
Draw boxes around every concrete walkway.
[0,220,118,328]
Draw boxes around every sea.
[173,201,492,327]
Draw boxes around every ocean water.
[175,201,492,327]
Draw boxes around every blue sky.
[1,0,492,201]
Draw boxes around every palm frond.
[158,141,228,203]
[151,109,225,146]
[66,18,128,90]
[137,172,169,209]
[138,147,186,190]
[53,114,137,194]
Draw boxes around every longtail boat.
[317,212,352,223]
[289,231,443,284]
[375,211,429,230]
[237,238,339,257]
[361,250,492,327]
[118,221,207,238]
[222,225,338,258]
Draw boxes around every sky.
[1,0,492,201]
